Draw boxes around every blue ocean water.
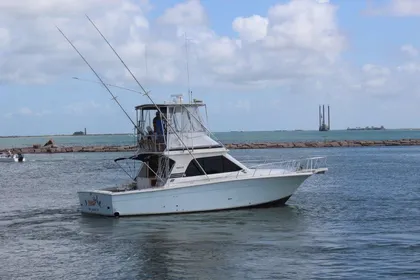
[1,129,420,149]
[1,146,419,279]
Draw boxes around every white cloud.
[0,0,151,85]
[401,44,419,57]
[157,0,206,26]
[350,53,420,98]
[264,0,345,57]
[18,107,33,116]
[4,107,51,118]
[232,15,268,43]
[385,0,420,16]
[397,62,420,73]
[362,64,391,77]
[364,0,420,16]
[0,28,10,48]
[0,0,348,91]
[359,64,398,95]
[64,100,112,115]
[0,0,418,102]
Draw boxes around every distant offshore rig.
[318,104,330,132]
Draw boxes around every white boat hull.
[0,155,25,163]
[78,173,312,217]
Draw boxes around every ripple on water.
[1,147,420,279]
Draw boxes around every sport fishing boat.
[55,17,328,217]
[77,95,328,217]
[0,151,25,163]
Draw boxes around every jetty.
[1,139,420,154]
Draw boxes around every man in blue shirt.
[152,111,166,151]
[153,111,164,135]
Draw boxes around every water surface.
[1,147,419,279]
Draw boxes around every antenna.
[55,26,137,129]
[184,32,192,103]
[84,15,210,180]
[144,43,148,89]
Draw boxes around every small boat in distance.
[0,151,25,163]
[77,95,328,217]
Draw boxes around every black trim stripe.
[170,173,184,178]
[168,145,224,152]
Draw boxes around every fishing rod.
[55,26,138,130]
[72,77,148,95]
[84,14,210,180]
[184,32,192,104]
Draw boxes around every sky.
[1,0,420,135]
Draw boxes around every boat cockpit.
[134,95,223,153]
[111,153,175,192]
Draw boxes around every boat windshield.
[170,106,205,134]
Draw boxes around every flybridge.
[135,95,224,153]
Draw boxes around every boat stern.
[77,191,115,216]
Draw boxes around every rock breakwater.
[1,139,420,154]
[226,139,420,149]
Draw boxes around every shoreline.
[2,139,420,154]
[1,128,420,139]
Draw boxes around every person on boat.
[153,111,165,136]
[153,111,166,152]
[7,150,12,157]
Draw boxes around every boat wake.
[0,208,79,228]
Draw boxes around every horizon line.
[1,128,420,138]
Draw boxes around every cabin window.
[184,156,242,177]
